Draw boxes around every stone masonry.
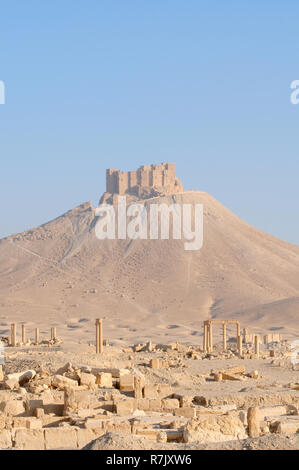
[101,163,184,203]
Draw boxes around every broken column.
[237,335,243,356]
[254,335,260,357]
[35,328,39,345]
[51,327,57,341]
[207,321,213,353]
[96,318,103,354]
[134,375,144,399]
[11,323,17,347]
[247,406,260,437]
[236,322,240,339]
[21,324,26,345]
[203,321,208,353]
[223,323,227,351]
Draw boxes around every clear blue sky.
[0,1,298,243]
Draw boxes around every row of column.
[10,323,55,346]
[10,320,104,354]
[203,321,243,355]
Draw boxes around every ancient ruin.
[0,319,298,450]
[101,163,184,204]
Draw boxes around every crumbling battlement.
[103,163,184,201]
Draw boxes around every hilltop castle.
[101,163,184,203]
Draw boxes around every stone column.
[203,322,208,352]
[209,322,213,352]
[134,375,144,399]
[247,407,260,437]
[237,335,243,356]
[51,327,57,341]
[21,324,26,345]
[64,387,77,416]
[96,318,103,354]
[254,335,260,357]
[223,323,227,351]
[35,328,39,345]
[11,323,17,347]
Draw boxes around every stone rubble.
[0,329,298,450]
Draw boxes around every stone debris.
[0,329,298,450]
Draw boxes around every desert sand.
[0,190,298,348]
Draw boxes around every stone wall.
[105,163,183,199]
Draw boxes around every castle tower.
[103,162,182,200]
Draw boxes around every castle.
[101,163,184,203]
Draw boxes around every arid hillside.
[0,191,298,345]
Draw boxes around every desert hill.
[0,191,298,345]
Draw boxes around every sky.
[0,1,298,243]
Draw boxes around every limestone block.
[44,427,77,450]
[4,378,19,390]
[166,430,183,442]
[96,373,113,388]
[136,429,160,440]
[26,418,42,430]
[35,408,45,419]
[26,399,44,416]
[0,416,5,430]
[12,417,27,428]
[43,403,64,416]
[148,399,162,411]
[52,374,78,390]
[174,407,196,418]
[105,420,131,434]
[84,418,105,429]
[0,399,25,416]
[259,405,288,420]
[157,384,172,398]
[80,372,96,388]
[183,413,247,443]
[143,384,159,399]
[277,421,299,434]
[0,430,12,449]
[162,398,180,411]
[115,399,135,415]
[136,398,150,411]
[150,359,160,369]
[76,428,96,448]
[97,368,130,378]
[119,374,134,392]
[14,429,45,450]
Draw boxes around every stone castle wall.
[105,163,182,198]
